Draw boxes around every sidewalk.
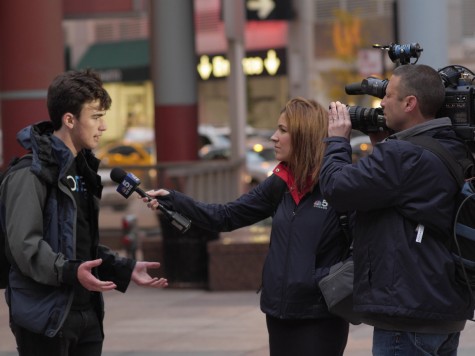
[1,285,475,355]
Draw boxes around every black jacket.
[158,168,348,319]
[319,118,474,332]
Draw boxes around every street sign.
[245,0,293,21]
[357,49,383,77]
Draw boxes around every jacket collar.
[16,121,102,196]
[389,117,452,141]
[273,162,313,205]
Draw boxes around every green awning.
[76,39,150,82]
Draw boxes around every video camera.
[345,43,475,143]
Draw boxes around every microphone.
[109,167,191,234]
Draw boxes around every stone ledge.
[207,225,270,291]
[123,224,271,291]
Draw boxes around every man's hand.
[131,261,168,288]
[77,259,117,292]
[328,101,352,140]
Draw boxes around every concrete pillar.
[150,0,198,162]
[288,0,315,98]
[396,0,448,69]
[223,1,247,162]
[0,0,64,168]
[223,0,247,197]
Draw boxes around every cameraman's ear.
[404,95,417,112]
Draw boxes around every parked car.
[198,124,231,151]
[246,143,278,188]
[200,140,278,189]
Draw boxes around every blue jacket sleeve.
[156,175,282,232]
[319,137,416,212]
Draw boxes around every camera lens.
[361,78,388,99]
[347,106,387,134]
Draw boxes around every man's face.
[380,75,410,132]
[71,99,107,151]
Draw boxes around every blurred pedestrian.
[320,64,475,355]
[0,69,168,356]
[144,97,350,356]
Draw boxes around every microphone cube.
[116,173,141,198]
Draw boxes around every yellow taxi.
[95,140,156,187]
[95,141,155,167]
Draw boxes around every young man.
[0,69,167,356]
[320,64,475,355]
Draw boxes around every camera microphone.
[109,167,191,234]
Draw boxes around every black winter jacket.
[157,167,348,319]
[1,121,135,337]
[320,118,474,333]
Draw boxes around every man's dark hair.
[47,69,112,130]
[392,64,445,118]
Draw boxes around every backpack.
[0,154,33,289]
[405,136,475,293]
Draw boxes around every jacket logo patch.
[313,199,328,209]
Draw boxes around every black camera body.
[437,66,475,142]
[345,43,475,143]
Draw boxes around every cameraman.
[319,64,475,355]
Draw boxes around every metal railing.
[107,158,247,204]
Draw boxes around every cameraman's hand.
[328,101,352,140]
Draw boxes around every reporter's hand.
[77,259,117,292]
[328,101,352,140]
[142,189,170,211]
[131,261,168,288]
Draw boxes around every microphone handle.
[134,187,192,234]
[134,187,151,200]
[159,206,192,234]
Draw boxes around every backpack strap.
[404,136,466,186]
[7,154,33,173]
[338,212,353,260]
